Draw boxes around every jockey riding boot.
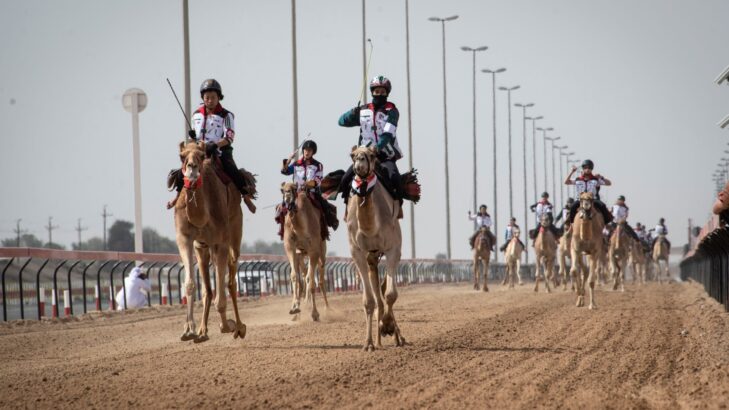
[166,168,184,209]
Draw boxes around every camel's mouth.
[353,153,374,178]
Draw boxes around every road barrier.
[680,226,729,312]
[0,247,535,321]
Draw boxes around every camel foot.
[289,307,301,315]
[233,323,246,340]
[312,310,320,322]
[193,334,209,344]
[482,285,489,292]
[575,296,584,307]
[380,315,397,337]
[473,283,479,291]
[363,342,375,352]
[518,281,524,286]
[180,331,197,342]
[589,303,597,310]
[546,288,551,294]
[394,332,406,347]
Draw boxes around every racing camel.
[504,227,524,289]
[174,141,246,342]
[570,192,606,309]
[609,221,632,292]
[652,233,670,283]
[472,227,492,292]
[280,181,329,321]
[534,214,558,293]
[347,146,405,351]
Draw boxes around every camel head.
[179,141,205,189]
[578,192,594,220]
[280,181,298,213]
[511,227,521,239]
[350,145,378,178]
[540,213,553,228]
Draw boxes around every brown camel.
[558,225,573,291]
[570,192,605,309]
[472,227,492,292]
[609,221,632,292]
[347,146,405,351]
[280,182,329,321]
[504,227,524,289]
[630,239,647,285]
[652,234,670,283]
[534,214,558,293]
[174,141,246,342]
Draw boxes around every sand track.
[1,280,727,409]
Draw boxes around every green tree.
[143,228,177,254]
[72,237,105,251]
[108,220,134,252]
[1,233,43,248]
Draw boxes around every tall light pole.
[122,88,148,254]
[361,0,368,104]
[182,0,190,136]
[515,102,533,264]
[429,15,459,260]
[405,0,416,259]
[544,135,560,200]
[482,68,506,262]
[548,139,562,204]
[291,0,300,149]
[537,127,554,193]
[461,45,488,230]
[525,116,543,204]
[554,145,567,206]
[562,151,575,204]
[499,85,520,219]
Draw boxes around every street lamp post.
[544,136,561,201]
[554,145,567,206]
[562,151,575,204]
[291,0,300,149]
[429,15,459,260]
[405,0,416,259]
[525,116,543,204]
[461,45,488,230]
[537,127,554,192]
[515,102,533,264]
[499,85,520,219]
[482,68,506,261]
[122,88,148,255]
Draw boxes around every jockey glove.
[205,141,218,156]
[188,129,197,140]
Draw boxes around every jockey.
[650,217,671,249]
[635,222,647,241]
[338,76,405,215]
[564,159,613,224]
[500,217,525,252]
[610,195,639,241]
[279,140,339,232]
[468,205,496,250]
[528,192,560,243]
[554,197,575,230]
[167,79,256,213]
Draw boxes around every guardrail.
[0,248,535,321]
[680,226,729,312]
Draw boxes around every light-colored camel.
[174,141,246,342]
[504,227,524,289]
[630,239,647,285]
[534,214,558,293]
[472,227,492,292]
[558,225,573,291]
[570,192,606,309]
[346,146,405,351]
[652,234,670,283]
[609,221,632,292]
[280,182,329,321]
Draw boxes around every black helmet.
[302,140,317,154]
[618,195,625,201]
[541,192,549,198]
[659,217,665,223]
[566,197,575,205]
[581,159,594,170]
[479,204,487,209]
[370,76,392,95]
[200,79,223,99]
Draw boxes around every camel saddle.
[167,159,257,199]
[275,193,331,242]
[320,168,421,204]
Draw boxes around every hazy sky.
[2,0,728,259]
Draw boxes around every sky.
[1,0,728,260]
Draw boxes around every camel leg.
[534,256,541,293]
[545,258,553,293]
[194,245,212,343]
[571,251,583,307]
[588,254,597,310]
[318,256,330,309]
[473,258,480,290]
[381,247,404,347]
[516,259,522,286]
[352,250,375,352]
[308,251,320,322]
[367,252,385,348]
[226,249,246,340]
[211,246,233,334]
[178,236,198,341]
[482,257,490,292]
[287,252,301,315]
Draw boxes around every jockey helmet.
[302,140,317,155]
[200,79,223,99]
[581,159,594,170]
[618,195,625,201]
[659,217,665,223]
[541,192,549,198]
[370,76,392,95]
[479,204,487,209]
[566,197,575,205]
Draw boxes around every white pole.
[131,93,144,254]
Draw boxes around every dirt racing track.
[1,279,728,409]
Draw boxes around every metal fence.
[680,226,729,312]
[0,247,535,321]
